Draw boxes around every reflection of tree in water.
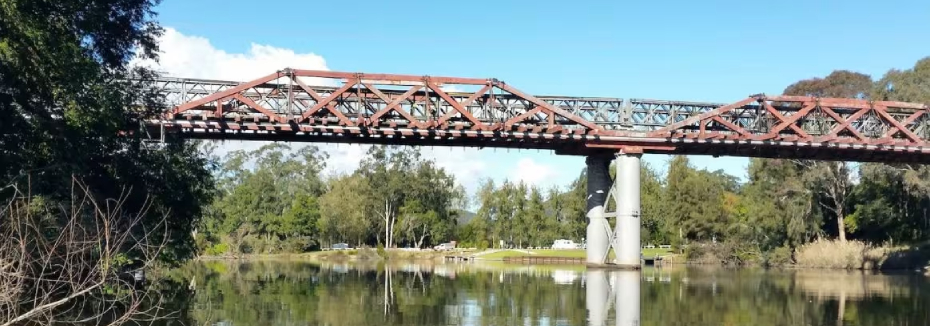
[152,262,928,326]
[641,267,930,326]
[157,261,589,326]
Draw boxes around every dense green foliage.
[1,1,214,324]
[0,0,213,262]
[199,145,466,254]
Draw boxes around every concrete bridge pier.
[585,154,612,265]
[585,149,642,269]
[613,151,642,269]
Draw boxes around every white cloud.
[143,27,558,197]
[512,158,559,189]
[137,27,329,82]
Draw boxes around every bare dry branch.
[0,175,177,326]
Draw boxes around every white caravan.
[551,239,581,249]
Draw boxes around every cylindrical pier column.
[613,270,641,326]
[585,270,610,326]
[585,154,612,265]
[614,152,642,268]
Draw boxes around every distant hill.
[455,210,477,225]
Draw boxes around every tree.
[783,70,872,241]
[357,146,419,248]
[854,57,930,243]
[784,70,873,99]
[394,158,459,248]
[1,0,210,323]
[847,164,921,243]
[557,171,588,240]
[639,163,667,245]
[203,143,328,253]
[872,57,930,104]
[796,160,853,241]
[470,179,498,249]
[319,174,371,247]
[525,186,552,247]
[741,158,821,251]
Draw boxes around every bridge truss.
[145,68,930,162]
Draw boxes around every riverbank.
[197,248,478,262]
[194,241,930,273]
[684,240,930,272]
[196,247,679,264]
[473,248,674,260]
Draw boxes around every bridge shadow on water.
[147,260,929,326]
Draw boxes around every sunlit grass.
[477,248,673,260]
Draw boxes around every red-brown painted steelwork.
[146,68,930,163]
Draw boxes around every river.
[156,260,929,326]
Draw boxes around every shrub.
[684,243,706,260]
[356,248,380,260]
[205,243,230,256]
[763,246,793,267]
[281,237,315,253]
[669,237,684,253]
[795,240,877,269]
[376,244,388,259]
[684,242,723,264]
[478,240,489,251]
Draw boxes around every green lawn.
[643,247,675,257]
[476,248,673,260]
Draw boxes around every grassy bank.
[196,247,676,263]
[198,248,477,262]
[476,248,675,260]
[684,240,930,272]
[794,240,930,271]
[195,242,930,273]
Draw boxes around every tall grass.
[794,240,907,270]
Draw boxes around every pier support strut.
[613,150,642,269]
[585,154,612,265]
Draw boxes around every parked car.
[434,242,455,251]
[331,243,351,250]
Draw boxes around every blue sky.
[151,0,930,194]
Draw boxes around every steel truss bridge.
[144,68,930,162]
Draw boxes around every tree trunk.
[416,224,427,248]
[388,209,396,248]
[837,206,846,242]
[384,199,391,248]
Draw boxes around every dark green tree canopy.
[1,0,212,263]
[783,70,873,98]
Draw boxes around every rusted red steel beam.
[290,69,491,85]
[172,71,285,114]
[165,68,605,135]
[157,69,930,158]
[649,94,930,147]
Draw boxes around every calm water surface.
[160,260,929,326]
